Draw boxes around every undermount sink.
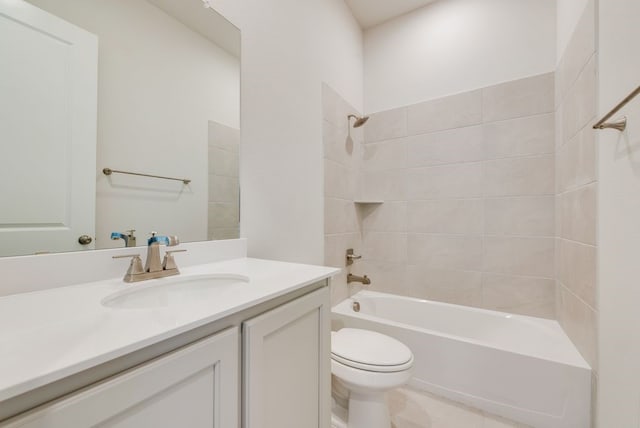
[101,273,250,309]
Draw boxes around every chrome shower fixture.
[348,114,369,128]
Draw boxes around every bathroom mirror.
[0,0,240,257]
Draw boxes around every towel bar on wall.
[102,168,191,185]
[593,85,640,132]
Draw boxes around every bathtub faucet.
[347,273,371,285]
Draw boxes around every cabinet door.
[3,327,239,428]
[243,287,330,428]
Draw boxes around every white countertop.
[0,257,338,402]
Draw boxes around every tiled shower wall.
[322,84,364,306]
[208,121,240,240]
[359,73,557,318]
[555,0,598,371]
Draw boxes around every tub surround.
[323,83,365,306]
[0,239,338,414]
[351,73,557,318]
[554,0,598,372]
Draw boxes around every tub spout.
[347,273,371,285]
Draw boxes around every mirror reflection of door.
[0,1,98,256]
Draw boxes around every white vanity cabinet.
[2,327,240,428]
[243,287,330,428]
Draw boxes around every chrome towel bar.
[102,168,191,185]
[593,85,640,132]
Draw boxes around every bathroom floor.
[388,387,530,428]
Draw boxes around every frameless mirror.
[0,0,240,257]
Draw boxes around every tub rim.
[332,290,590,370]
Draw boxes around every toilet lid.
[331,328,413,372]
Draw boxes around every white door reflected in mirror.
[0,1,97,256]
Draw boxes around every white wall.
[597,0,640,424]
[556,0,590,63]
[209,0,364,264]
[28,0,240,249]
[363,0,556,113]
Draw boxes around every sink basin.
[101,273,250,309]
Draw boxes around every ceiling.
[345,0,438,29]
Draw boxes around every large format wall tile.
[483,113,555,159]
[560,183,596,245]
[554,0,598,373]
[363,139,407,171]
[325,232,361,306]
[322,84,364,306]
[362,170,407,201]
[209,175,239,203]
[407,125,484,167]
[557,283,598,369]
[324,198,358,235]
[361,202,407,232]
[557,239,597,309]
[357,260,407,295]
[561,55,597,142]
[408,199,483,235]
[407,90,482,135]
[325,159,357,200]
[408,234,483,270]
[482,73,554,122]
[209,147,239,177]
[407,163,484,199]
[357,72,558,318]
[364,107,408,143]
[208,202,239,229]
[482,273,555,318]
[323,120,354,167]
[363,232,407,263]
[406,266,483,307]
[484,196,555,237]
[483,155,554,197]
[483,236,555,278]
[208,121,240,241]
[556,126,596,192]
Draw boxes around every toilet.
[331,328,414,428]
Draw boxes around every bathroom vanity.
[0,239,337,428]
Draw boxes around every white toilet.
[331,328,414,428]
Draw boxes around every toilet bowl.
[331,328,414,428]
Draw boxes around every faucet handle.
[148,234,179,246]
[113,254,145,277]
[111,230,137,247]
[346,248,362,266]
[163,249,187,270]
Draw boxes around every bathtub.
[332,291,591,428]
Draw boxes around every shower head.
[348,114,369,128]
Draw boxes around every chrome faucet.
[111,229,137,247]
[113,232,186,283]
[347,273,371,285]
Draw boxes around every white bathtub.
[332,291,591,428]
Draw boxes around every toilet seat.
[331,328,413,373]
